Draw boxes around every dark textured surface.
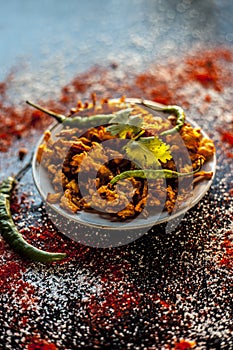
[0,1,233,349]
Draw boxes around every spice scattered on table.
[0,47,232,151]
[0,46,233,349]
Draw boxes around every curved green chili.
[27,99,186,136]
[26,100,116,128]
[141,100,185,136]
[0,176,66,263]
[110,159,203,185]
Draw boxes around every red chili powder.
[183,48,233,92]
[133,47,233,105]
[27,338,58,350]
[219,229,233,269]
[220,131,233,146]
[0,249,36,311]
[0,47,232,342]
[174,339,196,350]
[0,260,24,293]
[87,280,171,326]
[218,128,233,158]
[0,47,232,152]
[0,232,29,294]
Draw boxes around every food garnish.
[110,158,204,185]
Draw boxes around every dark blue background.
[1,0,232,81]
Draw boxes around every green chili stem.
[141,100,185,136]
[26,100,116,128]
[0,173,66,263]
[110,159,203,185]
[26,100,66,123]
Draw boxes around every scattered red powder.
[0,46,233,349]
[219,127,233,158]
[0,47,232,151]
[1,45,232,296]
[183,48,233,92]
[88,286,141,320]
[27,338,58,350]
[0,260,24,293]
[219,229,233,269]
[86,280,171,330]
[220,131,233,146]
[0,246,36,312]
[174,339,196,350]
[132,47,233,105]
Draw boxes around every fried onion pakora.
[36,98,215,221]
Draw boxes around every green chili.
[141,100,185,136]
[0,176,66,263]
[26,100,116,127]
[110,159,203,185]
[27,100,186,136]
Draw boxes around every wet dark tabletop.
[0,1,233,349]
